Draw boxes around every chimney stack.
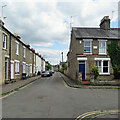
[100,16,110,30]
[14,33,21,39]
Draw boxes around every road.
[2,72,118,118]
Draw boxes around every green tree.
[46,65,51,70]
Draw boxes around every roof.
[73,27,119,39]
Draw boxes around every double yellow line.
[75,109,120,120]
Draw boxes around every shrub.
[91,64,99,80]
[113,65,120,79]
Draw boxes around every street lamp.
[2,5,7,21]
[61,52,63,63]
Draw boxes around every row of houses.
[0,19,51,84]
[65,16,120,81]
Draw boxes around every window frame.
[95,58,110,75]
[23,46,26,58]
[15,60,20,75]
[15,41,19,55]
[3,33,7,49]
[99,40,107,55]
[83,39,92,54]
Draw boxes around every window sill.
[99,73,110,75]
[2,48,7,51]
[15,74,20,76]
[98,53,107,55]
[84,52,92,55]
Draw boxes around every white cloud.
[1,0,119,64]
[35,48,68,65]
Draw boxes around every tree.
[46,65,51,70]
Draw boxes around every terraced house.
[0,19,47,84]
[67,16,120,81]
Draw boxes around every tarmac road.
[2,72,119,118]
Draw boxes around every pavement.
[1,75,41,94]
[60,73,120,89]
[2,72,119,119]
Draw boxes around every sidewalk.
[60,73,120,89]
[1,75,41,94]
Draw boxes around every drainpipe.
[9,34,11,82]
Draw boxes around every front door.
[11,62,14,79]
[79,62,85,80]
[5,58,8,80]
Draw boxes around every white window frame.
[98,40,107,55]
[95,58,110,75]
[30,64,32,74]
[16,41,19,55]
[30,51,32,60]
[23,46,26,58]
[22,62,26,73]
[15,60,20,75]
[83,39,92,54]
[3,33,7,49]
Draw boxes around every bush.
[91,64,99,80]
[113,65,120,79]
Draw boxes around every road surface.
[2,72,118,118]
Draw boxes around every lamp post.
[61,52,63,63]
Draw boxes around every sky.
[0,0,119,65]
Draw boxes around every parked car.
[49,71,53,76]
[41,71,51,77]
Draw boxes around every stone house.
[67,16,120,81]
[1,20,37,84]
[1,20,11,84]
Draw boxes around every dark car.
[41,71,51,77]
[49,71,53,76]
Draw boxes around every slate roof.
[73,27,120,39]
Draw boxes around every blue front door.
[79,63,85,80]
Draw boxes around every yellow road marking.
[0,80,35,99]
[75,110,120,120]
[0,91,17,99]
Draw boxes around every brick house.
[67,16,120,81]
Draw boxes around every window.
[96,60,109,74]
[23,47,26,58]
[16,41,19,55]
[30,64,32,74]
[22,62,26,73]
[84,41,92,53]
[96,61,102,73]
[99,41,106,54]
[3,33,7,49]
[30,52,32,59]
[15,61,20,74]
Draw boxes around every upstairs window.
[99,41,106,54]
[3,33,7,49]
[16,41,19,55]
[23,47,26,58]
[84,41,92,54]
